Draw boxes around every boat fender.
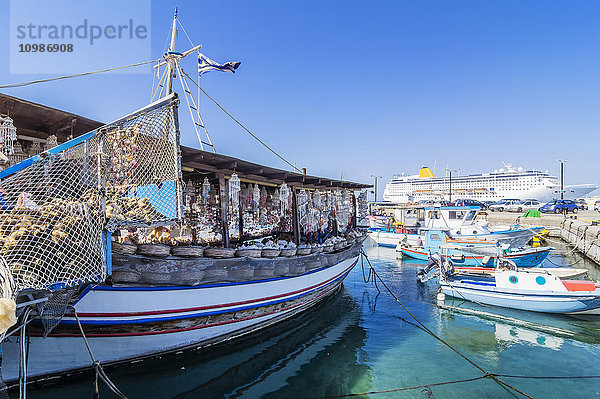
[450,254,465,262]
[0,298,16,334]
[482,255,492,265]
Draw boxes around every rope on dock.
[358,249,535,399]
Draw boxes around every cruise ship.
[383,164,597,203]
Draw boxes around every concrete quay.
[481,210,600,265]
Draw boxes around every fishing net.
[0,95,181,292]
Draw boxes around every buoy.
[531,236,541,248]
[437,290,445,302]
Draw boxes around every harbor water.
[26,240,600,399]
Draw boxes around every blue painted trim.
[63,269,352,326]
[378,243,397,248]
[103,231,112,275]
[0,131,96,180]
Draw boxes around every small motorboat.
[398,228,552,268]
[422,254,600,316]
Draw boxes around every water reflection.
[23,241,600,399]
[27,288,369,399]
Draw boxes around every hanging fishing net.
[0,95,181,292]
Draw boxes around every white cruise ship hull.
[383,166,597,203]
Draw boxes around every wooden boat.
[398,228,552,268]
[1,241,362,381]
[0,12,370,386]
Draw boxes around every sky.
[1,0,599,198]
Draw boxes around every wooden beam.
[244,167,264,175]
[285,176,305,183]
[216,161,237,169]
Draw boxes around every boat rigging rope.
[179,68,303,174]
[0,59,160,89]
[358,249,534,399]
[71,308,128,399]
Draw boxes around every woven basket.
[111,269,141,283]
[296,247,312,256]
[141,271,171,284]
[112,242,137,255]
[323,245,335,253]
[171,271,205,286]
[279,248,297,257]
[204,247,236,259]
[311,247,324,254]
[203,266,229,281]
[137,243,171,257]
[254,264,275,278]
[229,265,255,280]
[235,248,263,258]
[334,242,346,250]
[289,264,306,275]
[261,248,281,258]
[171,246,203,258]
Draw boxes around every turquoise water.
[26,242,600,398]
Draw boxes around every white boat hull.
[441,280,600,315]
[2,254,359,382]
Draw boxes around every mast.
[165,8,178,95]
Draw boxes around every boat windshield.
[464,211,477,222]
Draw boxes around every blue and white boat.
[398,228,552,268]
[429,256,600,316]
[369,206,542,249]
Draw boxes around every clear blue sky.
[1,0,599,198]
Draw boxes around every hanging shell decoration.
[0,115,17,156]
[252,184,260,211]
[228,173,241,207]
[279,183,290,216]
[313,189,322,211]
[202,177,211,205]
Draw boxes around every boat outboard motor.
[417,252,443,283]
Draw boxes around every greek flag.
[198,53,241,76]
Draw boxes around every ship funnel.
[419,167,435,178]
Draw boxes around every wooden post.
[218,174,230,248]
[291,186,300,245]
[352,191,357,229]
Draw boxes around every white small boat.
[431,256,600,315]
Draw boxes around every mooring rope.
[71,308,128,399]
[358,249,534,399]
[309,372,600,399]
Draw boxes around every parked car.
[489,199,520,212]
[454,199,489,210]
[539,199,578,214]
[505,199,541,213]
[574,199,588,210]
[595,201,600,211]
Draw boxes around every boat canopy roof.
[0,93,370,191]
